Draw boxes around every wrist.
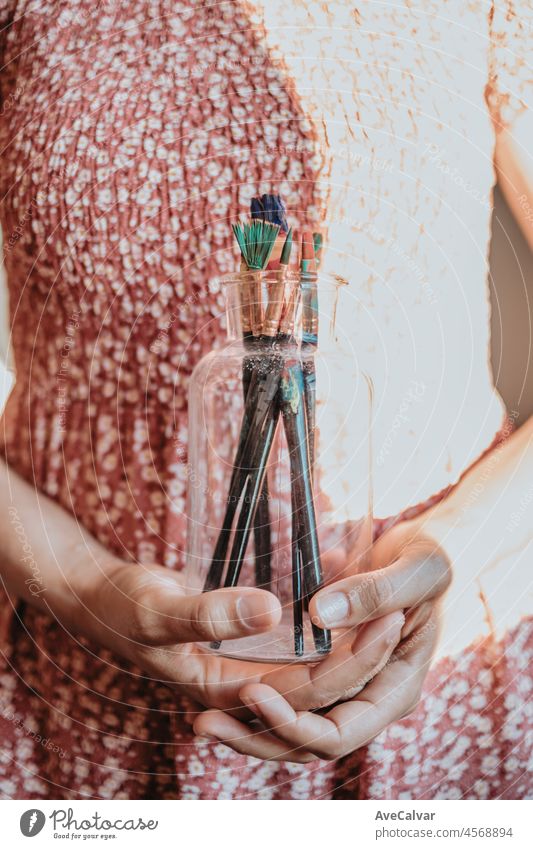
[55,542,126,645]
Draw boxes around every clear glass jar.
[185,269,372,663]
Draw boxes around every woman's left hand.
[194,522,451,761]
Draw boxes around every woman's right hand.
[83,559,403,762]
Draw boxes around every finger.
[136,640,280,716]
[402,600,434,637]
[238,684,344,759]
[193,710,319,763]
[261,611,404,710]
[240,615,435,760]
[309,537,450,628]
[131,581,282,645]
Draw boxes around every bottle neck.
[224,270,344,347]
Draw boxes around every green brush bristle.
[231,223,247,258]
[313,232,323,267]
[280,227,293,266]
[232,220,280,270]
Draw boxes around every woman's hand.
[85,559,283,711]
[1,458,450,763]
[193,522,451,761]
[0,460,429,762]
[82,559,406,762]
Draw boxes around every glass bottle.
[185,269,372,662]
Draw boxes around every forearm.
[414,416,533,572]
[0,458,118,635]
[495,112,533,252]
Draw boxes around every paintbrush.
[219,228,293,594]
[301,231,319,474]
[279,354,330,654]
[279,233,330,655]
[253,224,293,590]
[203,220,280,593]
[248,196,290,589]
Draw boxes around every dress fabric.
[0,0,531,799]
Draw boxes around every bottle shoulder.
[191,338,358,371]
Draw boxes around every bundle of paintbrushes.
[203,195,330,657]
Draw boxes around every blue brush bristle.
[251,194,288,232]
[250,197,265,221]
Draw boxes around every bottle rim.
[220,269,349,290]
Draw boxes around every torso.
[0,0,506,547]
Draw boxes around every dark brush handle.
[280,360,331,655]
[203,353,282,592]
[223,407,280,589]
[242,346,272,592]
[209,409,280,650]
[291,512,305,657]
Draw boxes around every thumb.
[309,535,450,629]
[121,566,282,645]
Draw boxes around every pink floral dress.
[0,0,531,799]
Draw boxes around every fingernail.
[236,593,276,631]
[195,734,218,743]
[315,592,350,626]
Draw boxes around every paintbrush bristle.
[251,194,289,232]
[232,220,280,270]
[280,227,293,266]
[313,232,323,267]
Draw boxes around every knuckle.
[424,550,452,596]
[191,595,222,640]
[314,746,340,762]
[129,588,160,643]
[357,571,393,616]
[311,738,344,761]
